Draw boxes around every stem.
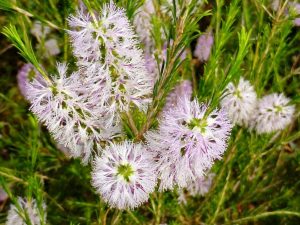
[209,170,231,225]
[136,9,188,140]
[126,112,139,137]
[230,211,300,224]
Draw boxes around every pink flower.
[146,97,232,190]
[164,80,193,110]
[17,64,42,99]
[194,32,214,62]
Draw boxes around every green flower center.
[274,105,283,113]
[233,89,242,99]
[187,118,207,134]
[117,164,134,182]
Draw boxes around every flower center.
[188,118,207,134]
[117,164,134,182]
[274,105,283,113]
[233,89,242,99]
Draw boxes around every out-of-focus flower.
[91,141,157,209]
[0,188,8,203]
[271,1,300,26]
[221,78,257,127]
[44,39,60,56]
[26,63,121,163]
[17,64,42,99]
[194,32,214,62]
[251,93,295,134]
[31,21,50,39]
[134,0,155,54]
[178,172,215,204]
[164,80,193,110]
[146,97,232,190]
[6,197,46,225]
[289,2,300,26]
[68,2,153,114]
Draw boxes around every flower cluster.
[6,197,46,225]
[221,77,295,134]
[21,0,297,213]
[68,2,153,114]
[146,97,232,190]
[26,63,121,163]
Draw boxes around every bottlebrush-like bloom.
[221,78,257,126]
[164,80,193,110]
[68,2,153,113]
[194,32,214,62]
[178,173,215,204]
[252,93,295,134]
[134,0,155,54]
[146,97,232,190]
[91,141,157,209]
[17,64,42,98]
[26,63,121,163]
[6,197,46,225]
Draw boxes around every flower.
[271,1,300,26]
[134,0,155,54]
[31,21,50,39]
[289,2,300,26]
[26,63,121,163]
[164,80,193,110]
[251,93,295,134]
[221,77,257,126]
[178,172,215,204]
[0,188,8,203]
[6,197,46,225]
[146,97,232,190]
[44,39,60,56]
[68,2,153,113]
[17,64,42,99]
[194,32,214,62]
[91,141,157,209]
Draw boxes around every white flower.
[26,63,121,163]
[252,93,295,134]
[68,2,153,113]
[91,141,157,209]
[6,197,46,225]
[44,39,60,56]
[146,97,232,190]
[31,21,50,39]
[221,77,257,126]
